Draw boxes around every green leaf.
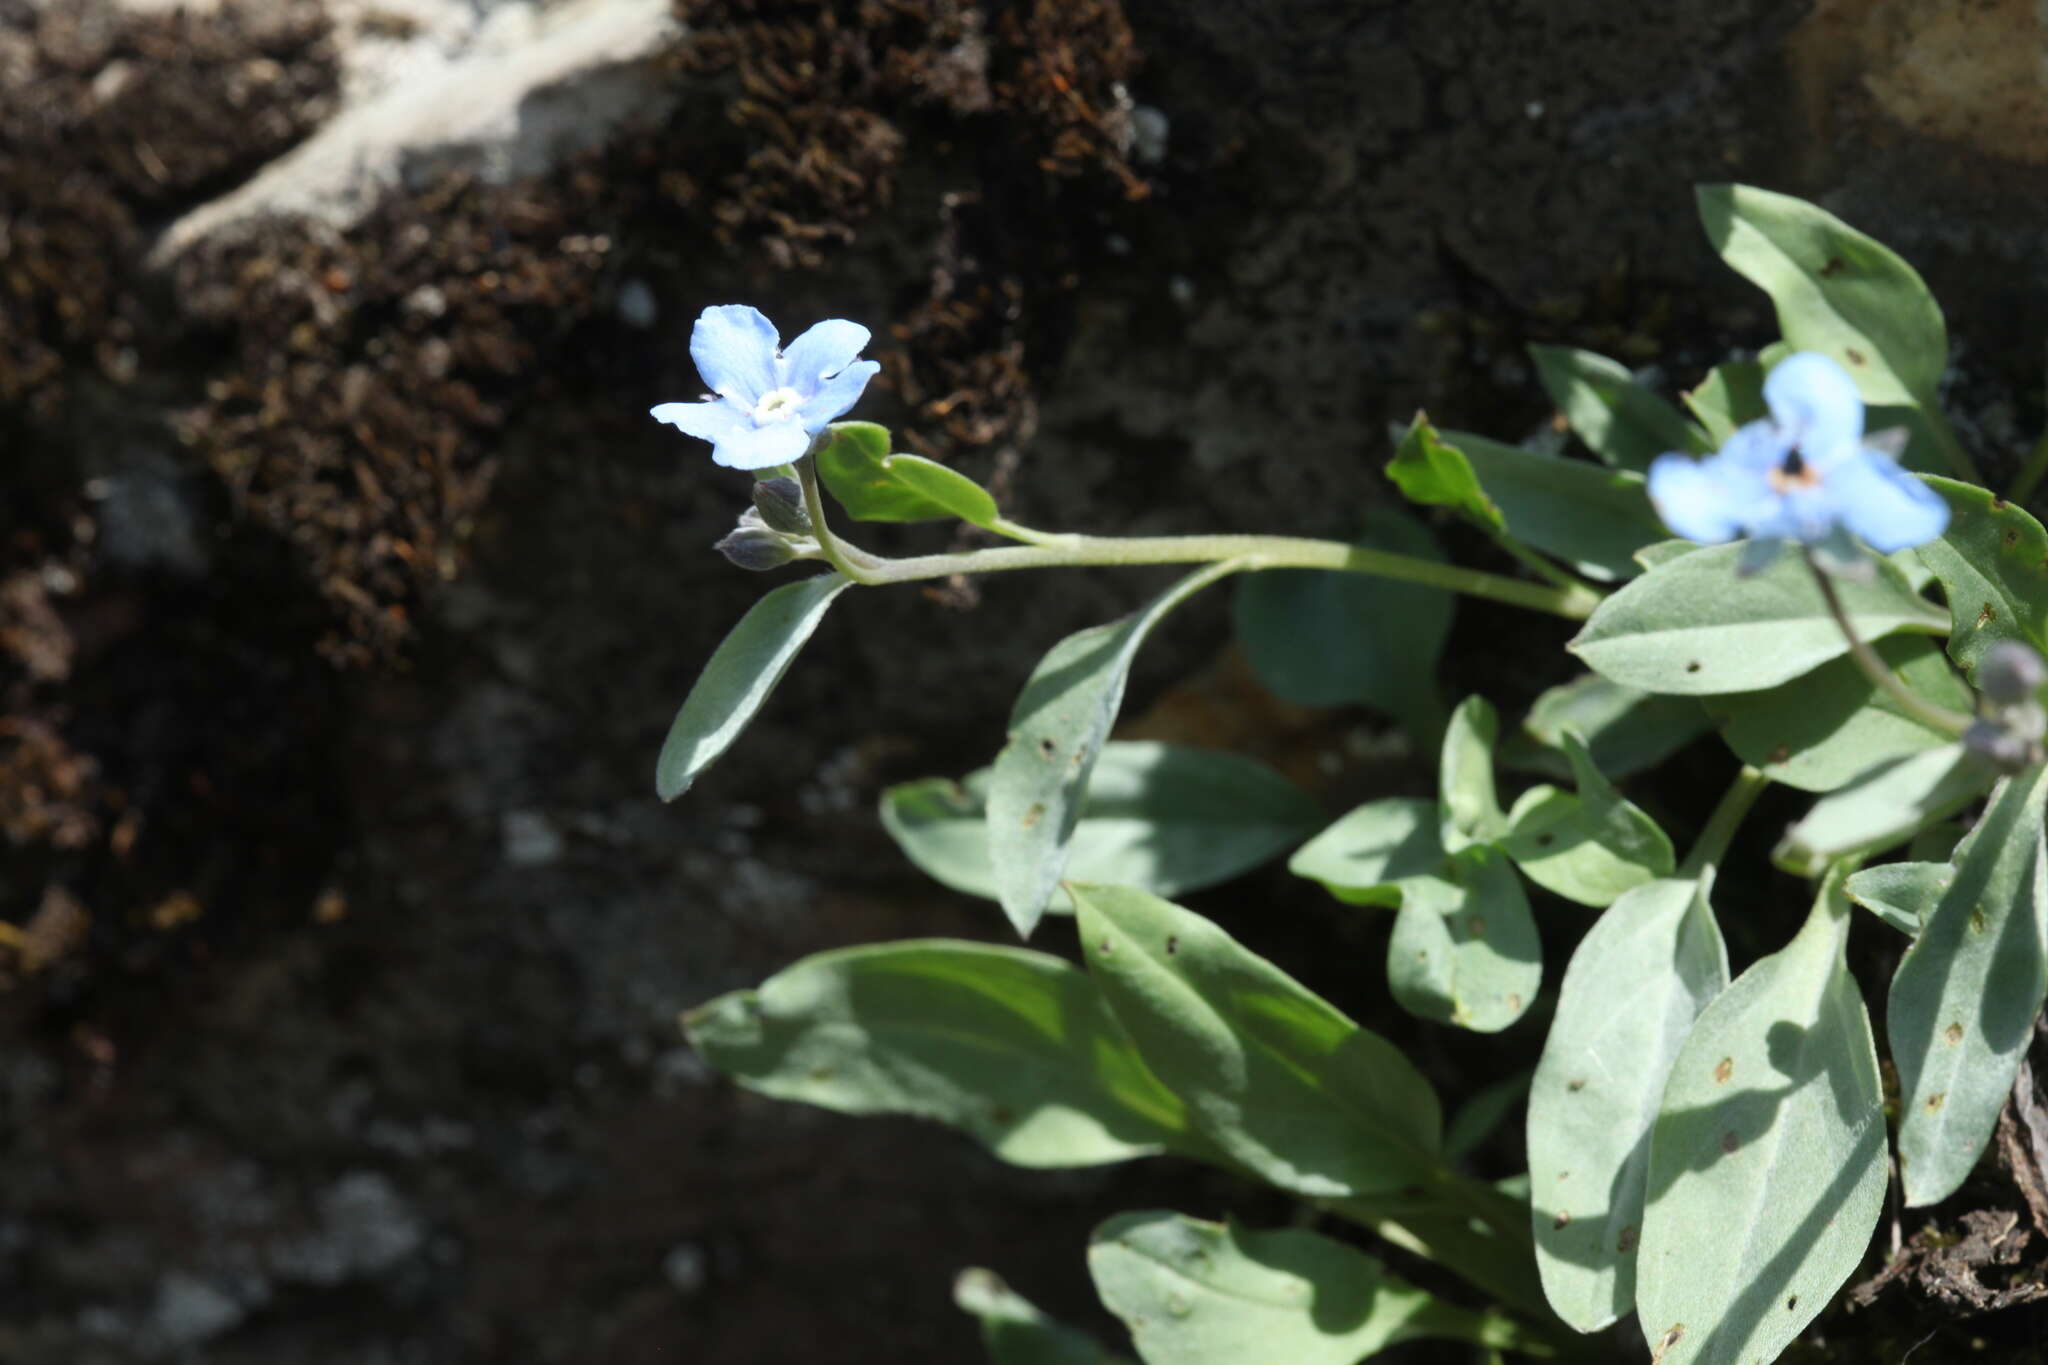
[987,563,1241,938]
[1088,1212,1534,1365]
[1568,540,1947,696]
[1072,883,1441,1197]
[1633,539,1705,572]
[1233,505,1453,733]
[1635,873,1888,1365]
[1888,765,2048,1206]
[955,1269,1135,1365]
[1844,860,1950,936]
[815,421,1002,527]
[1440,695,1509,853]
[1387,847,1542,1033]
[1502,674,1712,782]
[1696,183,1947,408]
[1773,742,1993,877]
[1288,798,1445,908]
[1704,634,1974,792]
[1387,417,1505,530]
[1911,475,2048,683]
[1682,359,1766,448]
[1499,731,1674,907]
[1530,344,1706,471]
[879,742,1323,907]
[1438,429,1670,581]
[1528,877,1728,1332]
[684,939,1202,1168]
[656,573,853,800]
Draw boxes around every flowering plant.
[653,187,2048,1365]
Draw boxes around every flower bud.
[715,526,799,572]
[1964,718,2041,773]
[1978,641,2046,705]
[752,477,812,535]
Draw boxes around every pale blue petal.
[1764,352,1865,467]
[650,398,751,444]
[778,319,871,394]
[711,420,811,471]
[691,305,780,404]
[1649,454,1745,542]
[797,359,880,428]
[1825,453,1951,552]
[1715,419,1791,476]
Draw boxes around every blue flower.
[651,305,881,470]
[1647,351,1949,561]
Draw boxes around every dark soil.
[5,1,2048,1361]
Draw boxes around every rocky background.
[4,0,2048,1361]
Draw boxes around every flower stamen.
[751,386,806,425]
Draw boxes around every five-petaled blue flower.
[1647,351,1949,563]
[651,305,880,470]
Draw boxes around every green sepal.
[815,421,1002,527]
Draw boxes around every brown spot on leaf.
[1819,257,1845,278]
[1845,346,1867,366]
[2004,528,2021,549]
[1506,992,1523,1012]
[1720,1130,1740,1154]
[1971,907,1988,934]
[1466,916,1486,939]
[1926,1092,1946,1112]
[1617,1224,1639,1253]
[1768,744,1790,764]
[1786,1295,1798,1311]
[1651,1324,1685,1364]
[1553,1210,1572,1230]
[1037,737,1058,759]
[1713,1056,1733,1084]
[1535,832,1554,847]
[1021,802,1046,829]
[1096,937,1113,955]
[1944,1022,1964,1046]
[1567,1077,1586,1092]
[1165,935,1179,956]
[1685,660,1702,673]
[1978,603,1998,628]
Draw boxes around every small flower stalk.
[1647,352,1950,573]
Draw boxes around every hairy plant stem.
[1805,553,1975,738]
[793,457,1604,619]
[1678,765,1770,881]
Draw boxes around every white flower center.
[751,386,805,425]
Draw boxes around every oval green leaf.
[1888,764,2048,1206]
[682,939,1202,1168]
[1635,874,1887,1365]
[1437,429,1669,581]
[987,562,1242,938]
[880,742,1323,907]
[1696,183,1947,408]
[1503,673,1712,783]
[1568,540,1947,696]
[656,572,852,800]
[955,1269,1134,1365]
[1704,633,1973,792]
[1843,860,1950,937]
[815,421,1002,527]
[1387,847,1541,1033]
[1233,505,1452,733]
[1500,730,1674,907]
[1911,475,2048,683]
[1528,877,1728,1332]
[1088,1212,1533,1365]
[1530,343,1706,472]
[1287,797,1445,908]
[1773,742,1993,877]
[1071,883,1441,1198]
[1440,695,1509,853]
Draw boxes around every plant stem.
[1805,553,1975,738]
[1678,765,1769,881]
[790,485,1603,621]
